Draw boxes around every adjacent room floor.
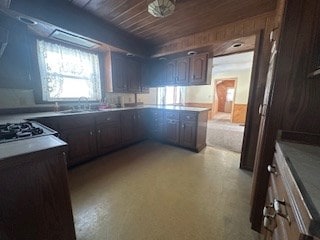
[68,141,261,240]
[206,116,245,153]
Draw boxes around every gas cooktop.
[0,121,57,143]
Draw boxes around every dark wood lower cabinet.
[164,118,180,144]
[121,110,137,144]
[96,123,121,154]
[33,108,208,167]
[60,126,97,167]
[179,120,197,148]
[95,111,122,154]
[0,136,76,240]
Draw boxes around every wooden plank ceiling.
[69,0,277,45]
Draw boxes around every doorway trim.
[213,78,237,122]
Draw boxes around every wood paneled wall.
[250,0,320,232]
[232,104,247,124]
[153,11,275,57]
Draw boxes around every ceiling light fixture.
[148,0,176,18]
[232,43,243,48]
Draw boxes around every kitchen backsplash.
[0,88,36,108]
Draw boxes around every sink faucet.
[78,96,89,110]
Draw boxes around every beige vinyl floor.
[68,140,261,240]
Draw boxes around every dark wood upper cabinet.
[127,58,142,93]
[165,60,176,85]
[111,53,127,93]
[146,60,166,87]
[145,53,210,87]
[176,57,190,85]
[108,52,148,93]
[189,53,210,85]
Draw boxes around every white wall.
[137,88,157,104]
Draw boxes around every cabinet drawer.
[150,109,163,118]
[180,112,197,122]
[165,110,179,120]
[268,155,304,240]
[59,114,94,130]
[95,111,120,125]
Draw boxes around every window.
[226,88,235,101]
[37,40,101,101]
[157,86,185,105]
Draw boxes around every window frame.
[36,38,103,103]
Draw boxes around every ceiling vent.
[50,30,100,49]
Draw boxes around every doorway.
[206,51,254,153]
[214,79,236,122]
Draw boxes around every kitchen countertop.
[278,141,320,237]
[0,105,210,124]
[0,135,67,160]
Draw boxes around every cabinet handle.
[90,131,93,136]
[274,199,291,225]
[98,129,101,134]
[181,124,185,128]
[267,165,278,175]
[263,203,276,232]
[263,216,276,232]
[186,116,191,119]
[106,117,111,121]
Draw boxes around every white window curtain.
[157,86,185,105]
[37,40,101,101]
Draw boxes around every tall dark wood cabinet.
[165,60,176,85]
[127,58,142,93]
[250,0,320,232]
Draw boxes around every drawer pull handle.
[186,116,191,119]
[263,216,276,232]
[274,199,291,225]
[106,117,111,121]
[267,165,278,175]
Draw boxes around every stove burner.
[0,122,45,141]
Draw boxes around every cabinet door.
[165,60,176,85]
[96,123,121,154]
[164,119,180,144]
[141,62,150,93]
[135,109,148,141]
[189,53,208,85]
[112,53,127,92]
[0,146,76,240]
[147,61,166,87]
[176,57,190,85]
[180,121,197,149]
[121,110,136,144]
[127,58,142,93]
[60,127,96,167]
